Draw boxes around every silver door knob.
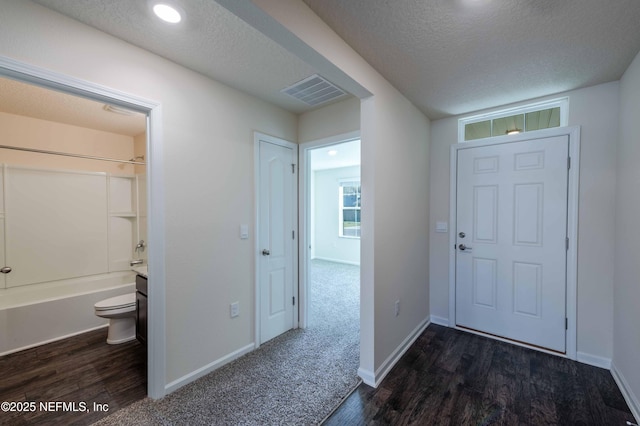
[0,266,11,274]
[458,244,472,251]
[262,249,270,256]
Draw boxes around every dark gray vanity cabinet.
[136,274,148,348]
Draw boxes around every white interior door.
[455,136,569,352]
[259,139,296,344]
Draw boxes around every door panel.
[259,140,295,344]
[456,136,569,352]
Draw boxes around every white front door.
[455,136,569,352]
[258,139,296,344]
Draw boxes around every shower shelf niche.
[108,175,141,272]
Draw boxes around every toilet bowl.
[94,293,136,344]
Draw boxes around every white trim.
[358,317,430,388]
[165,343,256,394]
[576,352,612,369]
[611,361,640,424]
[147,105,167,400]
[565,126,580,361]
[253,132,298,348]
[430,315,449,327]
[299,130,360,330]
[458,98,569,143]
[448,126,580,361]
[0,55,167,399]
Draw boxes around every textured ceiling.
[0,77,146,136]
[29,0,640,120]
[303,0,640,119]
[32,0,332,114]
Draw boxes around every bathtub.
[0,271,136,356]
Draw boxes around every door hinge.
[292,296,296,306]
[565,318,568,330]
[291,163,295,173]
[566,237,569,251]
[567,157,571,169]
[292,230,295,240]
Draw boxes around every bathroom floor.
[0,328,146,425]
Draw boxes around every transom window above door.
[458,98,568,142]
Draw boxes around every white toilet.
[94,293,137,344]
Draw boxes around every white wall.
[613,50,640,418]
[246,0,431,384]
[0,0,297,387]
[429,82,620,362]
[313,165,361,265]
[299,97,360,143]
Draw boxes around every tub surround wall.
[0,110,138,174]
[0,164,144,289]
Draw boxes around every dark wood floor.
[0,328,146,425]
[325,324,637,426]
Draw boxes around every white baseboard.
[165,343,255,394]
[577,351,612,369]
[357,367,376,388]
[430,315,449,327]
[611,361,640,424]
[358,317,431,388]
[311,256,360,266]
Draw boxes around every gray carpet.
[94,259,360,425]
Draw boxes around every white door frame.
[254,132,298,347]
[298,131,360,329]
[448,126,580,360]
[0,56,167,398]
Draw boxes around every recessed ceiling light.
[153,3,182,23]
[328,150,338,156]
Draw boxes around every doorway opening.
[300,134,361,366]
[0,56,166,399]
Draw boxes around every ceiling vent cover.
[281,74,346,106]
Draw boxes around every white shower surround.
[0,163,145,355]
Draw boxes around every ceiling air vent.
[281,74,347,106]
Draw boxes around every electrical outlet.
[394,300,400,317]
[230,302,239,318]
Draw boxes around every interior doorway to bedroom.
[301,137,360,369]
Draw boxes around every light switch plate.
[435,221,448,233]
[240,224,249,239]
[230,302,239,318]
